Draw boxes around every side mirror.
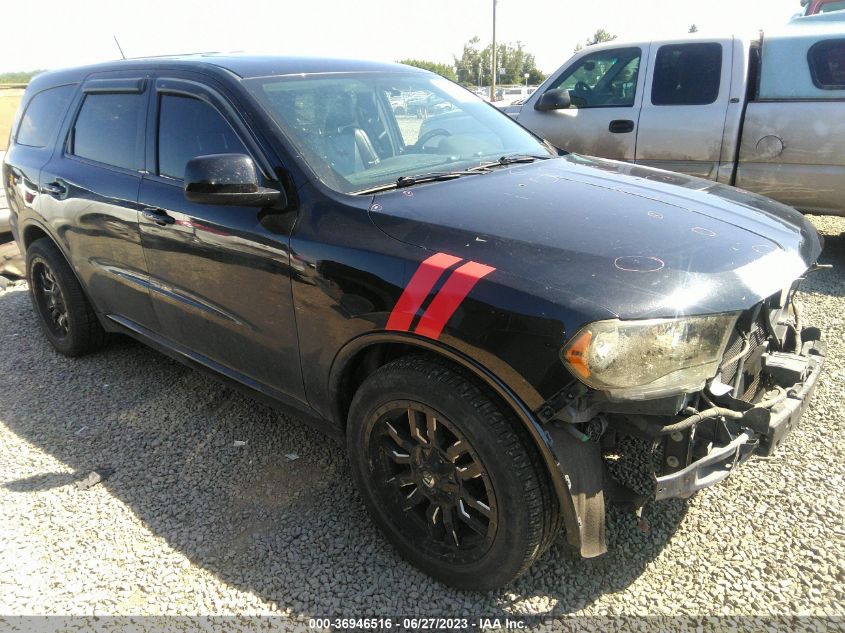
[184,153,286,208]
[534,88,571,112]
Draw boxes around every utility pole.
[490,0,497,102]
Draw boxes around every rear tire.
[347,354,560,590]
[26,238,108,357]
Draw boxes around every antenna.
[113,35,126,60]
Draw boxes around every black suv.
[3,55,826,590]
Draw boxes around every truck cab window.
[819,0,845,11]
[157,95,248,180]
[548,48,641,108]
[652,43,723,106]
[808,40,845,90]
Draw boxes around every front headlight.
[561,313,739,400]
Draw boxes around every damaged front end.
[649,289,825,500]
[539,280,826,556]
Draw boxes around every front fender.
[330,331,607,557]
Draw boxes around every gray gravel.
[0,216,844,626]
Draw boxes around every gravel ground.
[0,216,844,629]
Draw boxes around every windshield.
[244,72,553,193]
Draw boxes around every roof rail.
[121,51,225,60]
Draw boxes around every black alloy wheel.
[369,401,497,562]
[348,355,561,590]
[31,260,69,338]
[26,238,108,356]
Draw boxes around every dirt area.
[0,89,23,151]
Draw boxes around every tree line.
[0,70,44,84]
[402,29,626,87]
[402,36,546,87]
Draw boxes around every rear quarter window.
[70,92,146,171]
[15,84,76,148]
[808,39,845,90]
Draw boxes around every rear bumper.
[654,334,825,501]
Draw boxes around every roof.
[789,11,845,25]
[26,54,424,92]
[165,54,417,78]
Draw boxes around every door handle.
[142,207,176,226]
[609,119,635,134]
[42,181,67,196]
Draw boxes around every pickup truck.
[503,20,845,215]
[802,0,845,15]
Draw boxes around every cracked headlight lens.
[561,313,739,400]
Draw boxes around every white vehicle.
[0,152,9,234]
[504,20,845,215]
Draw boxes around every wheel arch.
[20,219,106,324]
[329,332,605,557]
[21,220,80,278]
[22,221,53,252]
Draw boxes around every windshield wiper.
[396,171,489,187]
[353,170,486,194]
[469,154,553,172]
[352,155,553,195]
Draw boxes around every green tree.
[397,59,457,82]
[0,70,45,84]
[454,37,546,87]
[586,29,617,46]
[573,29,617,53]
[689,24,699,33]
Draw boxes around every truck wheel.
[26,238,107,357]
[347,354,559,590]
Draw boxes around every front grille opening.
[720,317,766,388]
[718,294,791,404]
[602,434,659,497]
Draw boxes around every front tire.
[347,355,560,590]
[26,238,108,356]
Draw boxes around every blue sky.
[2,0,803,74]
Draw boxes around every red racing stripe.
[386,253,462,332]
[414,261,496,340]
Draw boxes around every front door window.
[548,48,642,108]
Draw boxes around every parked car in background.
[3,55,826,590]
[802,0,845,15]
[0,208,10,235]
[503,22,845,215]
[0,152,10,234]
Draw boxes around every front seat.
[322,93,380,176]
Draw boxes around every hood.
[369,155,822,319]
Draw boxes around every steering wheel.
[411,128,451,151]
[574,81,593,98]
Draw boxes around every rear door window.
[15,84,76,148]
[652,43,723,105]
[808,39,845,90]
[71,92,146,170]
[548,48,642,107]
[157,94,248,180]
